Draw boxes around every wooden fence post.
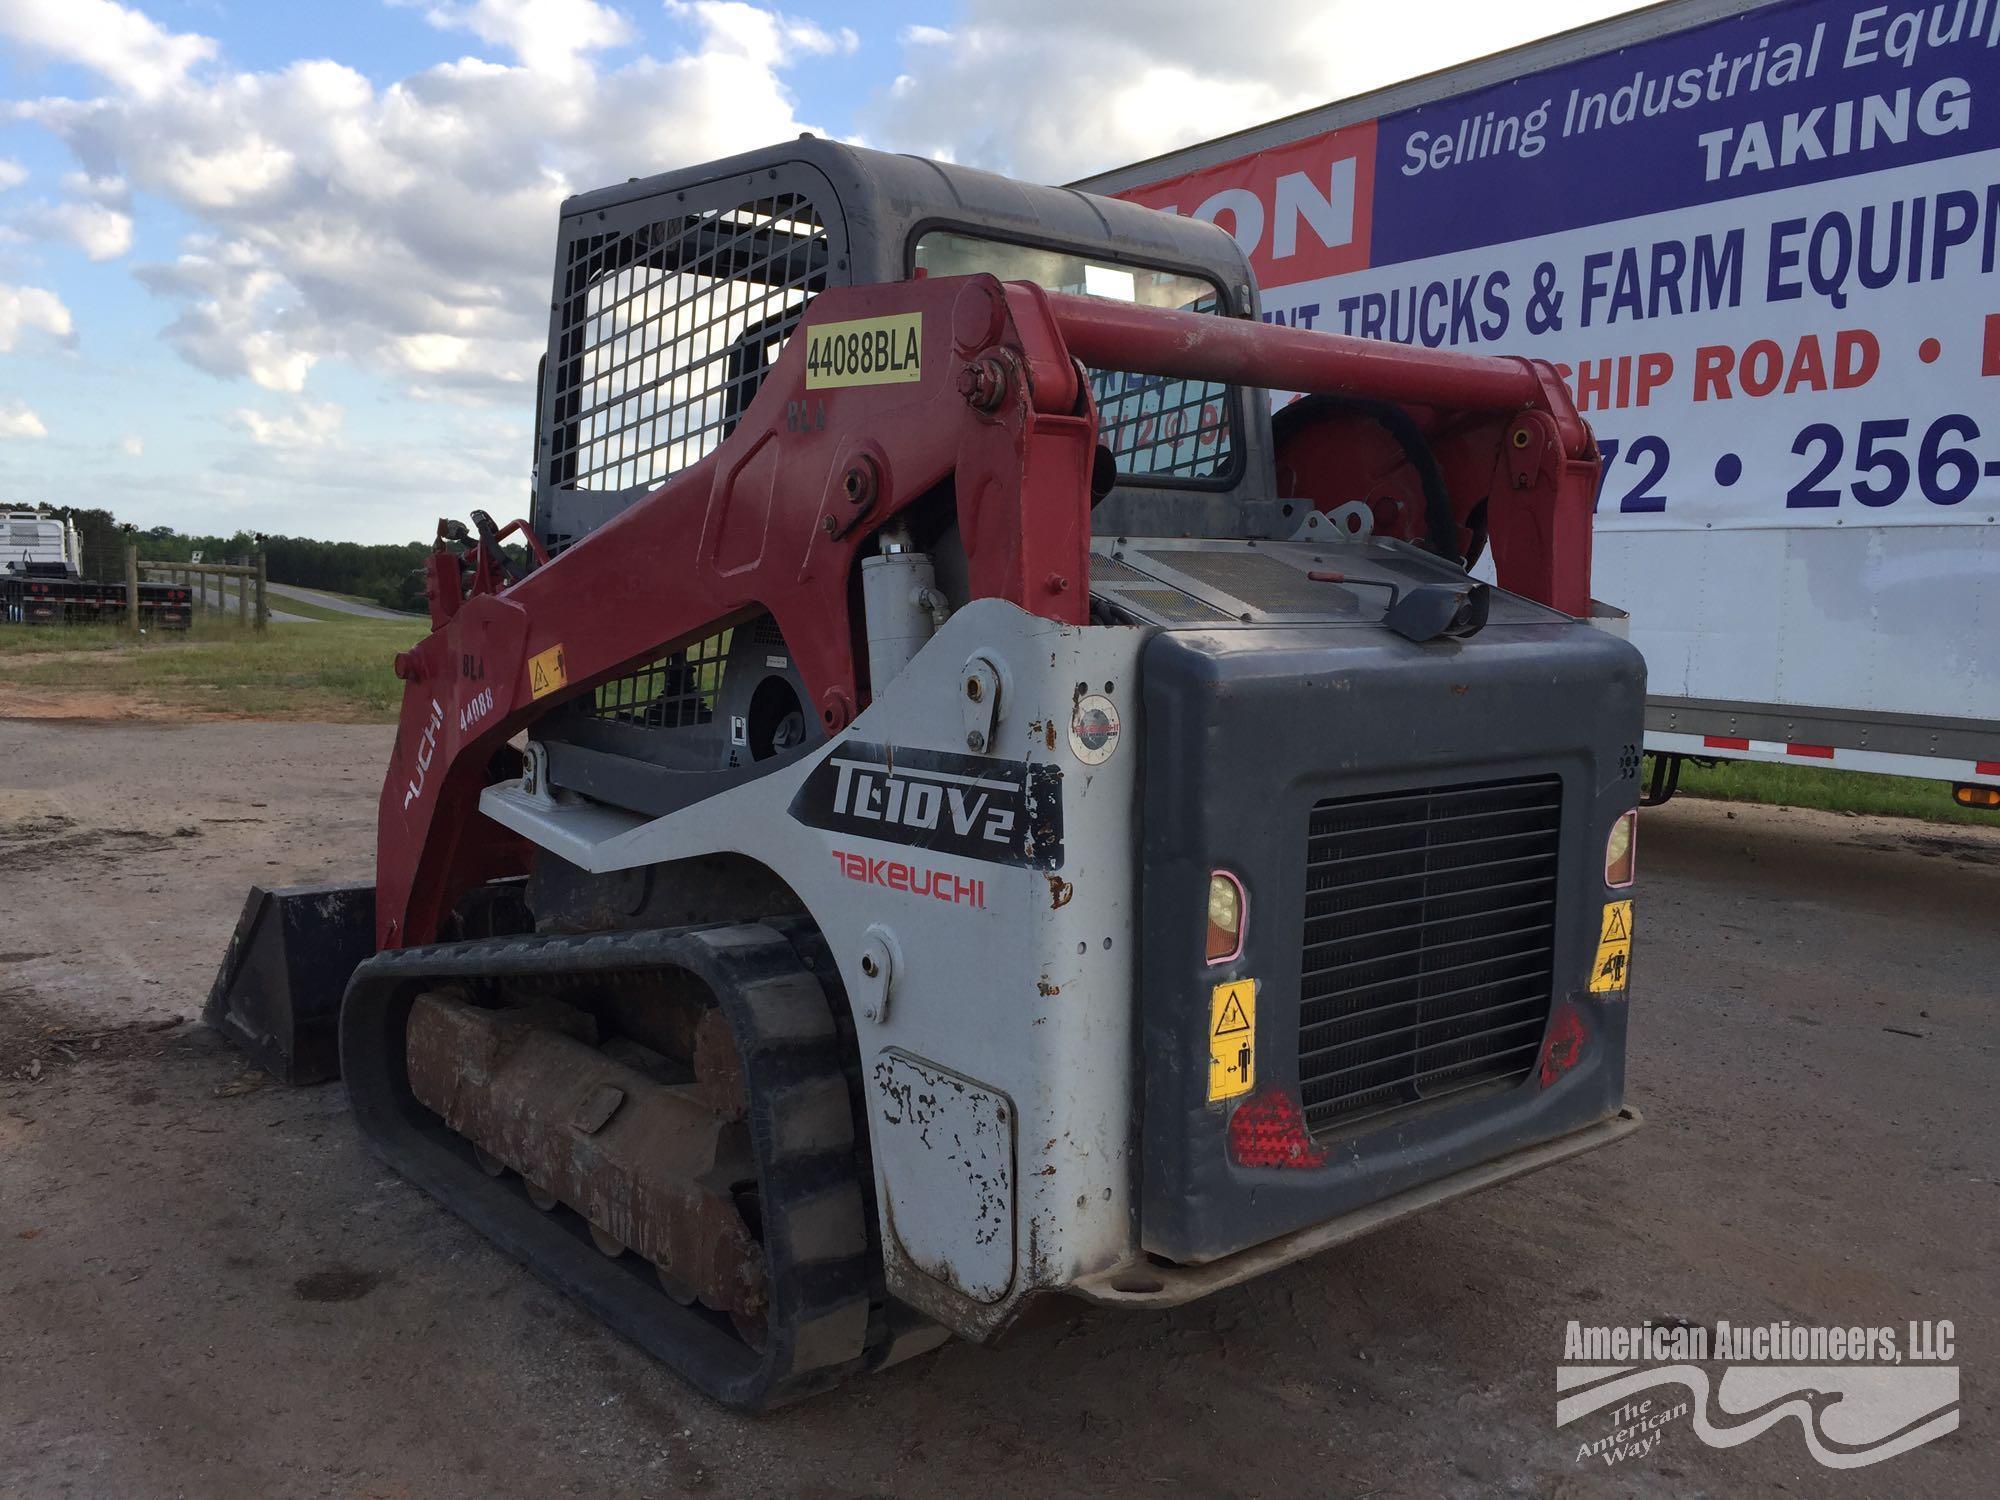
[238,563,249,627]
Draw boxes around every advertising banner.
[1118,0,2000,533]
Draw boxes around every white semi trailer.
[1,508,189,628]
[3,509,83,578]
[1076,0,2000,806]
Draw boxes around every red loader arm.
[1043,292,1599,614]
[376,274,1600,950]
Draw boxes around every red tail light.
[1228,1088,1327,1169]
[1538,1002,1587,1088]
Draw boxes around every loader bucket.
[204,882,376,1084]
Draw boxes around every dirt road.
[2,718,1992,1497]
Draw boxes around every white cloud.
[0,401,49,438]
[865,0,1647,181]
[230,399,343,449]
[61,170,127,201]
[0,391,529,544]
[0,282,75,351]
[0,159,26,190]
[9,0,838,407]
[118,433,143,456]
[669,1,858,65]
[27,197,135,259]
[0,0,215,100]
[0,0,1653,547]
[135,240,316,390]
[418,0,633,74]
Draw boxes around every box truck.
[1076,0,2000,805]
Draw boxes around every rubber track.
[341,922,881,1410]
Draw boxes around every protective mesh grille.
[1087,553,1152,586]
[1139,548,1345,613]
[1108,586,1234,624]
[1296,776,1563,1137]
[1087,292,1234,482]
[590,633,732,731]
[548,195,828,497]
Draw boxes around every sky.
[0,0,1643,544]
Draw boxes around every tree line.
[59,507,430,612]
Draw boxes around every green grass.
[1663,755,1995,826]
[0,614,415,721]
[0,622,130,658]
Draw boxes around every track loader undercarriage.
[342,918,942,1406]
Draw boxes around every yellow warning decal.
[528,643,568,701]
[804,312,923,389]
[1208,978,1255,1102]
[1590,899,1633,994]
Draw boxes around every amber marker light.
[1206,870,1246,965]
[1605,809,1638,888]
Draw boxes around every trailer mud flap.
[203,882,376,1084]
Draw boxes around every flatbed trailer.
[1,573,191,629]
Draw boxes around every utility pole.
[255,545,268,632]
[124,543,139,632]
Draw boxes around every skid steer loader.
[207,138,1644,1408]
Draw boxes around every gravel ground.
[1,716,1993,1498]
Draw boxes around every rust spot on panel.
[1018,763,1064,862]
[1036,977,1061,996]
[1046,875,1074,910]
[1024,1217,1056,1287]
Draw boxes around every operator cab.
[526,138,1297,812]
[531,136,1274,560]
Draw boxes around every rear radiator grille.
[1296,776,1563,1136]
